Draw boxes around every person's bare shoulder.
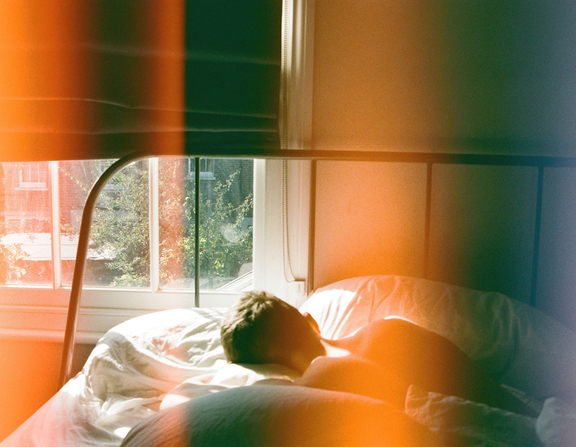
[353,317,425,345]
[350,316,454,365]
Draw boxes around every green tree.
[0,164,29,284]
[158,158,253,288]
[0,229,27,283]
[198,170,253,284]
[89,161,150,286]
[84,158,253,289]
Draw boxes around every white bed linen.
[1,308,298,447]
[406,387,576,447]
[122,384,441,447]
[405,385,541,447]
[535,397,576,447]
[302,275,576,446]
[4,275,576,446]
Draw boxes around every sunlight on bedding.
[4,275,576,446]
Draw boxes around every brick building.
[0,158,253,285]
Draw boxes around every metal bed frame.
[58,148,576,387]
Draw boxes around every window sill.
[0,286,242,343]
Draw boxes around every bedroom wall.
[312,162,576,332]
[313,161,428,284]
[427,165,538,302]
[310,1,576,330]
[537,168,576,329]
[311,1,576,157]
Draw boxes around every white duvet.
[2,308,297,447]
[3,275,576,447]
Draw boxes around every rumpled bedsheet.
[2,308,228,446]
[1,307,301,447]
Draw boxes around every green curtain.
[0,0,282,161]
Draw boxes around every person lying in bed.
[220,291,537,417]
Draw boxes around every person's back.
[297,317,536,415]
[220,292,536,416]
[341,318,481,399]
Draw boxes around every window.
[17,162,48,191]
[0,162,52,285]
[188,158,216,180]
[0,157,255,340]
[0,0,314,341]
[0,158,313,342]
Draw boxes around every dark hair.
[220,291,317,366]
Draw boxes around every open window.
[1,158,255,289]
[0,0,315,343]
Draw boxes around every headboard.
[58,149,576,386]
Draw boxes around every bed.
[3,274,576,447]
[4,0,576,443]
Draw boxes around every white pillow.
[301,275,576,399]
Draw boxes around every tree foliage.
[89,161,150,286]
[86,158,253,288]
[0,222,27,283]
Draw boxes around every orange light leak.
[0,0,185,161]
[148,0,187,296]
[0,0,186,439]
[0,1,94,161]
[157,157,188,290]
[145,0,186,158]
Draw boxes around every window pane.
[59,159,118,286]
[159,157,253,292]
[2,157,252,293]
[158,157,190,288]
[81,160,150,288]
[199,159,254,291]
[0,162,52,285]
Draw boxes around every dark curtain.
[0,0,282,161]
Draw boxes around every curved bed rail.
[58,153,148,386]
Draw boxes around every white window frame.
[16,162,48,191]
[0,158,258,343]
[0,0,315,344]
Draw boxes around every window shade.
[0,0,282,161]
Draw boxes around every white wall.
[313,161,427,287]
[254,159,311,308]
[311,162,576,331]
[311,1,576,156]
[537,167,576,329]
[307,1,576,330]
[428,165,538,302]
